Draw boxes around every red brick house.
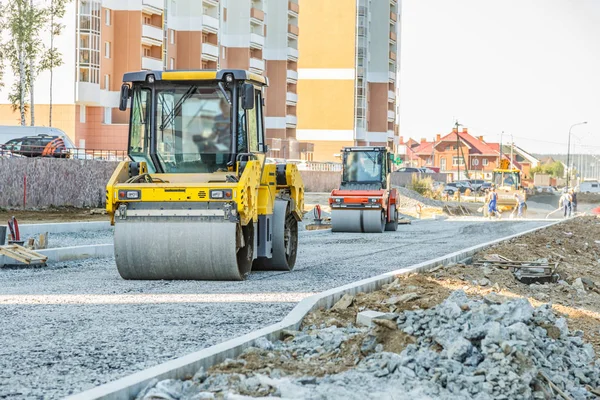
[408,128,500,179]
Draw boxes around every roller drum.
[114,217,252,280]
[331,209,385,233]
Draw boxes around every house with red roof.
[404,127,499,179]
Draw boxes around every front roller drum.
[331,209,385,233]
[114,217,253,280]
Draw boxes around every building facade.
[297,0,400,162]
[0,0,313,156]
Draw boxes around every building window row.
[77,0,101,84]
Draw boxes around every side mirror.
[119,84,131,111]
[241,83,255,110]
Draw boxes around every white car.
[576,181,600,193]
[285,159,310,171]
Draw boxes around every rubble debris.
[331,294,354,311]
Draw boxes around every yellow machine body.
[106,69,304,280]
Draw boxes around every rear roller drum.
[114,218,254,281]
[253,199,298,271]
[331,209,385,233]
[385,205,399,231]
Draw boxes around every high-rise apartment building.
[0,0,314,157]
[297,0,400,162]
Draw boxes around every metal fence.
[0,144,128,161]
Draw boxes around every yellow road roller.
[106,70,304,280]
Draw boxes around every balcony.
[388,90,395,101]
[287,47,298,61]
[288,1,299,16]
[202,15,219,33]
[201,43,219,61]
[250,33,264,49]
[250,8,264,22]
[288,24,299,38]
[142,0,163,13]
[286,114,297,127]
[142,24,163,46]
[286,69,298,82]
[249,57,265,72]
[390,31,397,43]
[203,0,219,6]
[286,92,298,104]
[389,51,396,61]
[387,110,395,121]
[142,56,163,71]
[390,12,397,22]
[388,71,396,81]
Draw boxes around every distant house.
[408,128,499,179]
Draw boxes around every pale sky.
[399,0,600,154]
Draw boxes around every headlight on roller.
[335,198,342,203]
[210,189,232,199]
[118,190,141,200]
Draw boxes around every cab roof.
[122,69,268,86]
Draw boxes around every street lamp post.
[567,121,587,188]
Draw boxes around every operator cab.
[119,69,268,174]
[340,146,391,190]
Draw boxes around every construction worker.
[570,188,577,214]
[488,185,499,219]
[513,192,527,218]
[559,188,572,218]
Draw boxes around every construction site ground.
[141,217,600,399]
[0,216,548,399]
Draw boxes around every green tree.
[2,0,37,125]
[26,0,50,126]
[47,0,69,127]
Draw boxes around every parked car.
[3,134,71,158]
[478,182,492,193]
[576,181,600,194]
[443,181,473,195]
[285,159,310,171]
[535,185,558,194]
[418,167,436,173]
[396,167,421,173]
[467,179,485,191]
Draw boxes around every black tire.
[253,200,298,271]
[385,205,398,231]
[447,190,454,195]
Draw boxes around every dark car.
[467,179,485,191]
[396,167,421,173]
[3,134,70,158]
[443,181,473,195]
[478,182,492,193]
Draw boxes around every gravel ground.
[0,219,550,399]
[30,229,114,249]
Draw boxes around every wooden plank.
[0,244,48,265]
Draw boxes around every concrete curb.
[66,219,563,400]
[0,244,114,266]
[3,221,111,243]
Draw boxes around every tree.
[26,0,49,126]
[47,0,69,127]
[1,0,46,125]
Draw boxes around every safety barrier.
[0,144,128,161]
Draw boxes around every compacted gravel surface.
[41,229,114,249]
[0,219,549,399]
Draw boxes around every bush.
[408,175,434,197]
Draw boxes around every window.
[256,91,264,151]
[246,92,259,152]
[104,41,110,58]
[170,29,175,44]
[77,0,101,83]
[483,159,489,166]
[452,156,465,166]
[104,107,112,124]
[472,158,479,166]
[104,74,110,90]
[105,9,110,25]
[170,58,174,69]
[143,15,151,25]
[144,47,151,57]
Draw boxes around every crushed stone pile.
[137,291,600,400]
[395,186,444,209]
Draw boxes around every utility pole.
[510,134,514,170]
[455,120,461,180]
